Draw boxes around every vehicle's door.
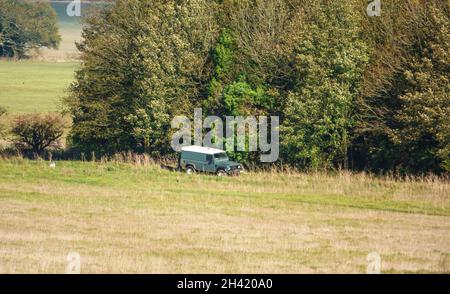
[205,155,215,173]
[192,153,205,172]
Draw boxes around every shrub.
[11,113,65,156]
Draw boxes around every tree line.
[64,0,449,173]
[2,0,448,174]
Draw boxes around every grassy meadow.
[0,158,449,273]
[0,60,77,114]
[0,1,81,114]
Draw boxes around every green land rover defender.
[179,146,243,176]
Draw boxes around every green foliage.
[224,0,295,91]
[213,30,234,81]
[64,0,449,174]
[204,29,235,113]
[0,0,60,58]
[394,3,449,173]
[205,27,277,164]
[281,0,369,169]
[223,79,275,117]
[11,113,65,155]
[67,0,218,155]
[354,0,450,173]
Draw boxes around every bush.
[11,113,65,156]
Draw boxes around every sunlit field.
[0,158,448,273]
[0,60,77,114]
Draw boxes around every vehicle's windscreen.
[214,152,228,161]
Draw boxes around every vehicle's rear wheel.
[186,166,196,175]
[216,169,227,177]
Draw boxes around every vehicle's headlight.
[226,166,231,171]
[238,165,241,169]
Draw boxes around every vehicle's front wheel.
[186,166,196,175]
[216,169,227,177]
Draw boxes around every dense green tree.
[281,0,369,169]
[0,0,60,58]
[225,0,298,92]
[354,0,450,173]
[203,1,293,164]
[65,0,449,174]
[66,0,219,155]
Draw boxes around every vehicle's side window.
[206,155,213,164]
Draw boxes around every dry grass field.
[0,158,449,273]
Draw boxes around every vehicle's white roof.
[181,145,225,155]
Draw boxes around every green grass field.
[0,60,77,114]
[0,2,81,114]
[0,159,449,273]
